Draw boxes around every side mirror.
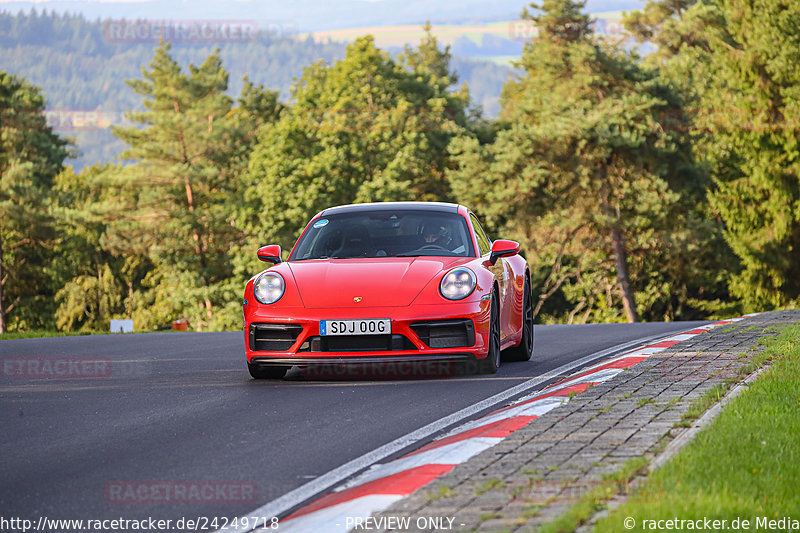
[257,245,282,264]
[489,239,520,265]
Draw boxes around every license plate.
[320,319,391,336]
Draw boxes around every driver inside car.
[422,224,453,248]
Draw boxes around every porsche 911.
[243,202,533,379]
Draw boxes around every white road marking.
[336,437,503,491]
[219,329,690,533]
[662,333,697,342]
[277,494,403,533]
[450,395,566,435]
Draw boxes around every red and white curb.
[267,316,756,532]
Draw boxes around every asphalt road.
[0,322,704,529]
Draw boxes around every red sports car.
[243,202,533,379]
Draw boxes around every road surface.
[0,322,704,528]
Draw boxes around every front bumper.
[243,301,491,364]
[249,354,475,366]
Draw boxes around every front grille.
[298,334,415,352]
[249,323,303,351]
[410,319,475,348]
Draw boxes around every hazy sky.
[0,0,644,31]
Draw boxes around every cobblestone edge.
[372,310,800,532]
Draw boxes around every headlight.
[254,272,285,304]
[440,267,476,300]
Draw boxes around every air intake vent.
[410,319,475,348]
[249,323,303,351]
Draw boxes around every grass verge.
[594,323,800,532]
[676,323,779,428]
[0,329,106,340]
[0,329,182,340]
[537,457,648,533]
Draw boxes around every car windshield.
[289,210,475,260]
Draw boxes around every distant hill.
[309,11,629,65]
[0,0,641,31]
[0,9,512,169]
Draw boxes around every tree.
[626,0,800,311]
[401,21,459,86]
[624,0,711,63]
[0,71,68,332]
[242,33,473,252]
[49,164,149,332]
[449,0,712,323]
[697,0,800,310]
[98,42,278,330]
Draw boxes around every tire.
[248,363,288,380]
[506,274,534,362]
[479,289,501,374]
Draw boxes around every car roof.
[319,201,461,216]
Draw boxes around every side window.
[470,213,492,256]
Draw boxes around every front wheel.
[248,363,288,380]
[506,274,534,362]
[479,290,501,374]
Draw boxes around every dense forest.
[0,9,512,169]
[1,0,798,333]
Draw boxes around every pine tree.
[627,0,800,310]
[99,42,273,330]
[698,0,800,309]
[0,71,68,332]
[449,0,708,323]
[242,33,472,252]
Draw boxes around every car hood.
[287,257,466,308]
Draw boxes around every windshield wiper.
[396,251,460,257]
[293,256,340,261]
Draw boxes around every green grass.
[522,503,545,519]
[426,486,454,502]
[676,383,729,427]
[0,329,106,340]
[0,328,187,341]
[675,328,779,428]
[537,457,648,533]
[636,397,655,407]
[475,478,506,496]
[594,323,800,532]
